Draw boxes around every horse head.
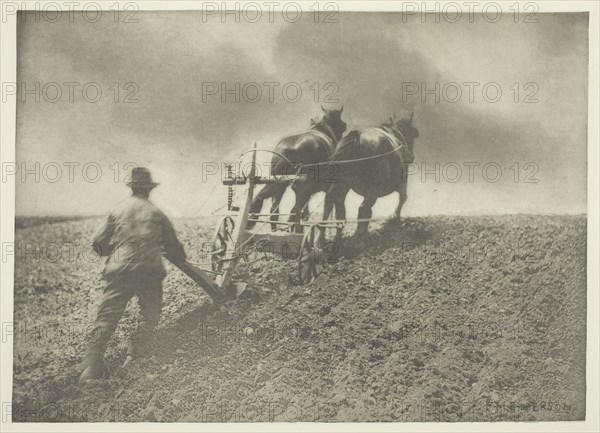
[311,105,347,142]
[384,111,419,157]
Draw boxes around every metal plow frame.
[172,143,340,302]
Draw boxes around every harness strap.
[380,125,414,164]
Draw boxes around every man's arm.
[92,213,115,256]
[161,217,187,263]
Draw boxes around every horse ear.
[393,113,397,120]
[410,111,414,122]
[321,105,326,112]
[340,106,343,113]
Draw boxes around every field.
[11,214,586,422]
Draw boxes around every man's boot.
[79,354,108,384]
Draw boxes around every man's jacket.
[92,195,186,281]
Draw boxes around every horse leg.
[324,184,348,220]
[325,184,349,261]
[396,182,407,219]
[356,195,377,236]
[330,185,348,243]
[334,186,349,222]
[248,184,275,230]
[289,185,312,233]
[269,183,287,231]
[323,185,336,221]
[395,167,409,219]
[301,200,310,221]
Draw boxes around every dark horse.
[247,106,346,231]
[323,112,419,235]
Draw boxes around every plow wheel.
[298,225,325,284]
[210,216,235,272]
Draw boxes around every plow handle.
[168,258,224,303]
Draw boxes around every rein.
[381,124,408,149]
[237,122,413,171]
[302,124,412,168]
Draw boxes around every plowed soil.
[11,214,586,422]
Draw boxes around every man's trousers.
[82,272,163,370]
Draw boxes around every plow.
[169,144,344,302]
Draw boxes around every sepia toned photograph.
[0,1,598,429]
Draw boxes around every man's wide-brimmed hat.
[126,167,159,189]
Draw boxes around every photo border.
[1,1,598,432]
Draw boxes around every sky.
[14,11,588,218]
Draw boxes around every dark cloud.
[15,12,588,216]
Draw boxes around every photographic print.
[0,1,597,429]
